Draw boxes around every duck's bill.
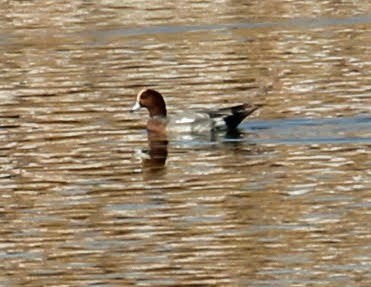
[130,101,141,112]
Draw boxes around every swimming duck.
[131,88,260,134]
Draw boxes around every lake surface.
[1,1,370,286]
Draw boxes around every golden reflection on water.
[1,1,371,286]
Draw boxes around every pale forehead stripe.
[136,88,148,102]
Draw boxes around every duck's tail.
[210,103,261,130]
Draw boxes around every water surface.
[1,1,370,286]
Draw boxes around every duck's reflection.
[142,118,168,172]
[140,118,249,173]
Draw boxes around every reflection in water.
[143,124,168,172]
[142,121,249,174]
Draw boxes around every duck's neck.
[149,106,167,118]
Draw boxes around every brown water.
[1,1,371,286]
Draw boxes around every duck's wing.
[168,104,261,133]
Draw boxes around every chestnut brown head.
[131,89,167,117]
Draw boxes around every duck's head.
[131,88,167,117]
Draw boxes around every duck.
[131,88,260,134]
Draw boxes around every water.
[1,1,371,286]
